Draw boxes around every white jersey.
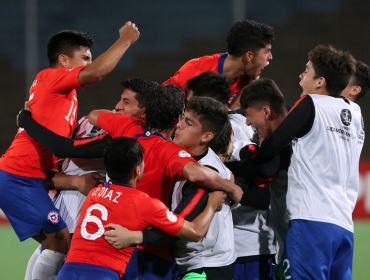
[53,118,106,234]
[287,95,364,232]
[171,148,236,274]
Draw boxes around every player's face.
[245,106,271,140]
[246,44,272,80]
[173,110,206,152]
[65,47,92,68]
[299,61,317,97]
[115,89,145,120]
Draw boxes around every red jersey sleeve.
[41,66,85,93]
[97,112,145,138]
[163,142,197,178]
[138,195,185,236]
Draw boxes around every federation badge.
[47,210,60,224]
[166,210,178,222]
[178,150,191,158]
[340,109,352,126]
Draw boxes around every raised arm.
[78,21,140,87]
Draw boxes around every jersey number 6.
[81,203,108,240]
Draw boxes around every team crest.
[167,210,178,222]
[340,109,352,126]
[178,150,191,158]
[47,210,60,224]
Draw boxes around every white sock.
[32,249,66,280]
[25,245,42,280]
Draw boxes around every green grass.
[0,221,369,279]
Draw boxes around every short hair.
[209,119,232,155]
[308,45,356,96]
[350,61,370,102]
[122,78,159,108]
[47,30,95,67]
[186,96,229,146]
[104,137,143,183]
[145,84,185,131]
[186,72,231,105]
[240,78,286,116]
[226,20,274,57]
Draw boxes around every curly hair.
[122,78,159,108]
[309,45,356,96]
[145,84,184,131]
[186,72,231,105]
[351,61,370,102]
[226,20,274,57]
[47,30,95,67]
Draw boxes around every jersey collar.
[106,180,132,189]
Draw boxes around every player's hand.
[208,191,226,212]
[104,224,143,249]
[17,101,31,127]
[227,184,243,209]
[74,172,104,196]
[119,21,140,45]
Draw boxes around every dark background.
[1,0,369,157]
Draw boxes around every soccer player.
[163,20,274,110]
[23,78,158,280]
[246,45,362,280]
[18,84,243,279]
[0,21,140,280]
[56,137,226,280]
[341,60,370,103]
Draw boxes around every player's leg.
[24,245,42,280]
[0,170,69,280]
[282,219,332,280]
[329,229,354,280]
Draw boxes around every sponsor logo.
[178,150,191,158]
[340,109,352,126]
[47,210,60,224]
[167,210,178,222]
[146,131,151,136]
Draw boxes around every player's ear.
[201,131,214,144]
[263,106,272,119]
[316,77,326,90]
[140,107,146,121]
[351,86,361,97]
[243,51,254,63]
[58,54,68,67]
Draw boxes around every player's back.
[288,94,364,232]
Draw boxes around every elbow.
[188,230,204,242]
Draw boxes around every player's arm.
[104,191,225,249]
[78,21,140,87]
[17,104,109,158]
[87,109,111,127]
[44,171,103,196]
[182,161,243,208]
[256,95,315,163]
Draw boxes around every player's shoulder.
[186,53,222,67]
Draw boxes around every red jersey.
[163,53,250,101]
[97,112,197,207]
[0,66,85,178]
[66,182,184,277]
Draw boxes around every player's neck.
[186,144,208,157]
[223,54,246,84]
[152,129,174,141]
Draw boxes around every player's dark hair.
[227,20,274,57]
[47,30,95,67]
[240,78,286,116]
[122,78,159,108]
[209,119,232,155]
[104,137,143,183]
[350,61,370,102]
[186,96,229,147]
[186,72,231,105]
[308,45,356,97]
[145,84,185,132]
